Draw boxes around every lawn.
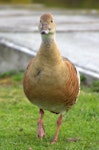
[0,72,99,150]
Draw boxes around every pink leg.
[37,109,45,138]
[51,114,63,144]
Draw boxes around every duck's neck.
[42,33,55,44]
[37,34,62,65]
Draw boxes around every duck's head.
[38,13,56,37]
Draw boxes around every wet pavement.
[0,5,99,81]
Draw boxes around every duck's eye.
[51,20,53,23]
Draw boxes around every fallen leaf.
[28,147,32,150]
[66,137,81,142]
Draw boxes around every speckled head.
[38,13,56,35]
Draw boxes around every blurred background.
[0,2,99,150]
[0,0,99,8]
[0,0,99,86]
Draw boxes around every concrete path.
[0,5,99,84]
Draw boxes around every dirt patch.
[0,77,13,86]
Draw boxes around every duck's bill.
[41,30,49,35]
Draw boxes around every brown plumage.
[23,13,80,144]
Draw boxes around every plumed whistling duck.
[23,13,80,144]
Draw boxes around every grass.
[0,72,99,150]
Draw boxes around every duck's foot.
[37,124,45,138]
[51,139,57,144]
[37,109,46,138]
[51,114,63,144]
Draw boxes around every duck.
[23,13,80,144]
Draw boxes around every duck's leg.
[51,114,63,144]
[37,109,45,138]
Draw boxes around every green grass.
[0,72,99,150]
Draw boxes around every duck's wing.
[63,57,80,86]
[23,57,35,92]
[63,57,80,108]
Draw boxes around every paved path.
[0,5,99,82]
